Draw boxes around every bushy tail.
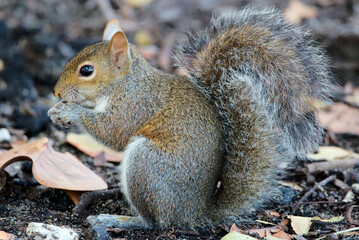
[174,7,333,221]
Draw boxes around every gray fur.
[174,6,334,159]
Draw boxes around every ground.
[0,0,359,239]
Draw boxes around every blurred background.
[0,0,358,137]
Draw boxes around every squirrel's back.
[174,7,333,220]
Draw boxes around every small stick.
[306,158,359,173]
[346,205,359,224]
[271,200,342,211]
[298,175,337,203]
[315,227,359,240]
[72,188,122,215]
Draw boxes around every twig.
[306,158,359,173]
[298,175,336,203]
[346,205,359,225]
[315,227,359,240]
[72,188,122,215]
[271,200,342,211]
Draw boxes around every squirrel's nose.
[53,90,61,98]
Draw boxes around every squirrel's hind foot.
[87,214,151,229]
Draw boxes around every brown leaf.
[318,102,359,135]
[64,190,83,204]
[0,138,48,171]
[307,146,359,161]
[229,223,241,233]
[271,230,294,239]
[123,0,154,8]
[284,0,318,24]
[269,211,280,217]
[0,231,16,240]
[33,145,108,191]
[0,138,108,191]
[66,133,123,162]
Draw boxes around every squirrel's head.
[54,19,130,108]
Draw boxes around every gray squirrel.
[48,6,333,229]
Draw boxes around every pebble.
[351,183,359,195]
[0,128,11,142]
[26,222,79,240]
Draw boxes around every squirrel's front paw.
[48,100,78,128]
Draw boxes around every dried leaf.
[283,0,318,23]
[312,216,345,223]
[318,103,359,135]
[0,230,16,240]
[0,138,48,171]
[64,190,83,204]
[269,230,294,240]
[134,30,154,46]
[271,231,293,240]
[123,0,154,8]
[0,138,108,191]
[33,145,107,191]
[288,216,312,236]
[230,223,242,233]
[221,231,258,240]
[280,182,303,191]
[66,133,123,162]
[269,211,280,217]
[344,86,359,106]
[307,146,359,161]
[248,228,266,238]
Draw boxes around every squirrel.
[48,7,333,229]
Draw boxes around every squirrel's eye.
[79,65,94,77]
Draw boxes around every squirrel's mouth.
[61,90,96,109]
[75,99,96,108]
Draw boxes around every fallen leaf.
[279,219,290,227]
[123,0,154,8]
[269,211,280,217]
[248,227,280,238]
[318,102,359,135]
[343,190,355,203]
[312,216,345,223]
[134,30,154,46]
[66,133,123,162]
[0,138,48,171]
[288,216,312,236]
[230,223,242,233]
[271,230,294,240]
[344,85,359,106]
[307,146,359,161]
[64,190,83,204]
[0,59,4,72]
[33,145,107,191]
[221,231,258,240]
[0,231,16,240]
[280,182,303,191]
[248,228,266,238]
[0,138,108,191]
[283,0,318,24]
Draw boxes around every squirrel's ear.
[103,19,122,41]
[108,31,129,68]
